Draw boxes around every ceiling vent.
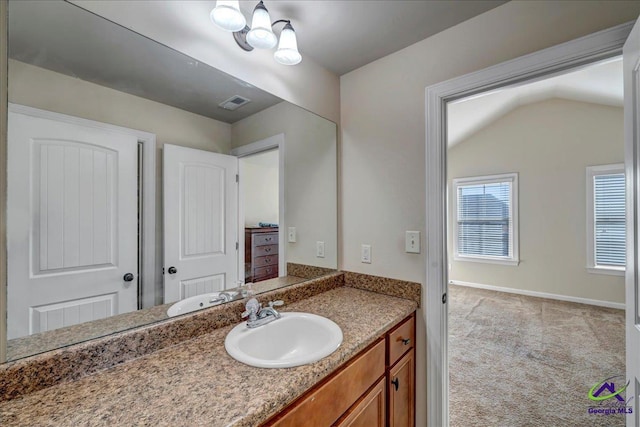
[219,95,251,111]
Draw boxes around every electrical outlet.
[288,227,296,243]
[405,231,420,253]
[316,241,325,258]
[361,244,371,264]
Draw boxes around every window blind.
[457,181,512,258]
[594,173,626,267]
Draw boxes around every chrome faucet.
[241,298,284,328]
[209,291,238,305]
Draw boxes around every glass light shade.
[274,24,302,65]
[210,0,246,32]
[246,3,277,49]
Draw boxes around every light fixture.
[246,1,277,49]
[274,21,301,65]
[210,1,302,65]
[209,0,246,32]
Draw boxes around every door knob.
[123,273,135,282]
[168,266,178,274]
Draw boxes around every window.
[586,164,626,275]
[452,173,519,265]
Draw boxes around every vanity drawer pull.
[402,338,411,346]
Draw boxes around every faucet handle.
[268,300,284,308]
[242,298,261,319]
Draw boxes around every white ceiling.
[447,57,623,147]
[238,0,507,75]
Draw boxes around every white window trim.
[452,172,519,266]
[586,163,625,276]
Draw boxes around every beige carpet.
[449,284,626,427]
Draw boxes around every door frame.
[425,22,633,426]
[231,134,286,281]
[7,103,158,309]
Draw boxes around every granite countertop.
[0,287,417,426]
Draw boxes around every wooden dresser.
[245,227,279,283]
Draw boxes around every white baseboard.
[449,280,625,310]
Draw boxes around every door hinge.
[236,174,239,183]
[162,267,165,275]
[236,242,239,250]
[442,293,447,304]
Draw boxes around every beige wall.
[240,149,279,226]
[231,102,338,269]
[340,2,640,425]
[448,98,625,304]
[8,59,232,305]
[71,0,340,124]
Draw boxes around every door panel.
[163,144,238,303]
[35,140,117,273]
[624,16,640,426]
[7,108,138,339]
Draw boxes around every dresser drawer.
[387,314,414,367]
[269,339,385,427]
[254,233,278,246]
[254,265,278,279]
[253,244,278,257]
[254,255,278,268]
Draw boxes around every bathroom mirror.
[3,0,337,362]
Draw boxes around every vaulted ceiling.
[447,57,623,147]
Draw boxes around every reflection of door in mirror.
[163,144,239,303]
[239,147,281,284]
[7,106,139,340]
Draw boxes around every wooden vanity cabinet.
[262,312,416,427]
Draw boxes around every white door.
[7,108,139,340]
[625,17,640,426]
[163,144,238,303]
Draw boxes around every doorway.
[446,57,626,425]
[424,22,636,426]
[231,134,286,284]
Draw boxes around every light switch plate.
[316,241,325,258]
[361,244,371,264]
[288,227,296,243]
[405,231,420,253]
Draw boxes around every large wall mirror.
[3,0,337,362]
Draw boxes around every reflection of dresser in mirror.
[245,227,279,283]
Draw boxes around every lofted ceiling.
[447,57,623,147]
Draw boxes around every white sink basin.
[167,291,238,317]
[225,312,343,368]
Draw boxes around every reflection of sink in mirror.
[225,312,343,368]
[167,292,239,318]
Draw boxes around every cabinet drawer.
[254,233,278,246]
[254,255,278,268]
[387,314,414,367]
[254,265,278,279]
[269,339,385,427]
[254,244,278,257]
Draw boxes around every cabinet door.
[388,349,415,427]
[269,340,385,427]
[336,378,386,427]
